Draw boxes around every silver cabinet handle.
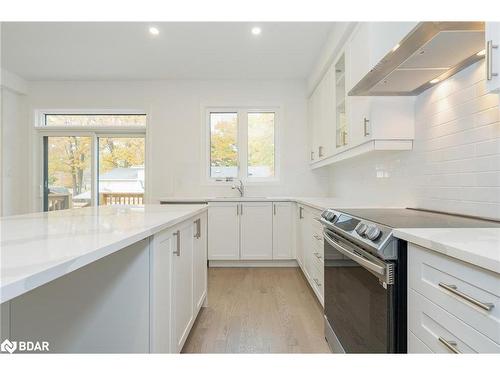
[194,218,201,238]
[318,146,324,158]
[438,283,494,311]
[240,203,243,215]
[487,40,498,81]
[438,337,461,354]
[299,206,304,219]
[236,204,239,216]
[363,117,370,136]
[273,204,276,216]
[310,151,315,161]
[173,230,181,256]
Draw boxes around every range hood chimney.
[349,22,485,96]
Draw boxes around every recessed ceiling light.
[477,49,486,56]
[251,27,262,36]
[429,78,440,84]
[149,26,160,36]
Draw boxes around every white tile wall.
[329,61,500,219]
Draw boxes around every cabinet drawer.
[409,289,500,353]
[408,330,432,353]
[310,256,324,302]
[409,244,500,344]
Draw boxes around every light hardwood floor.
[182,267,330,353]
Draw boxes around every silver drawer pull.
[438,283,494,311]
[313,278,322,287]
[438,337,461,354]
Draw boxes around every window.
[44,114,147,127]
[209,113,238,179]
[247,112,275,178]
[207,108,277,181]
[39,113,146,211]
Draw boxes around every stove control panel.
[321,210,337,222]
[320,209,396,260]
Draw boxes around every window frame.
[204,106,280,185]
[34,110,148,212]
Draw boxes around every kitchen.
[1,3,500,370]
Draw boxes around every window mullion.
[238,109,248,181]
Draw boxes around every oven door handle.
[324,231,386,279]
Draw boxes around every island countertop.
[0,204,207,304]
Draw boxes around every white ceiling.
[1,22,333,81]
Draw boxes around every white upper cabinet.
[486,22,500,94]
[348,22,418,92]
[208,202,240,260]
[272,202,294,260]
[308,63,336,163]
[308,21,417,169]
[240,202,273,260]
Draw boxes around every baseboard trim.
[209,260,298,268]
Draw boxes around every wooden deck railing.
[100,192,144,205]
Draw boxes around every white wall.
[1,69,30,216]
[328,61,500,220]
[25,79,330,211]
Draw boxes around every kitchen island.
[0,204,208,353]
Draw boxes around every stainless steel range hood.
[349,22,485,96]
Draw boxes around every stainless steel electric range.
[319,208,500,354]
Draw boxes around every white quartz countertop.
[394,228,500,274]
[0,204,207,304]
[157,196,371,211]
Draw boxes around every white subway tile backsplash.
[329,61,500,219]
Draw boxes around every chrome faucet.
[230,178,244,197]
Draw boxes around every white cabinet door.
[272,202,294,259]
[208,202,240,260]
[347,22,371,93]
[150,229,174,353]
[240,202,273,260]
[486,22,500,94]
[193,212,207,312]
[296,206,305,267]
[318,64,336,159]
[297,206,311,274]
[171,220,194,353]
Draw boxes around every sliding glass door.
[43,136,92,211]
[97,136,145,206]
[43,134,145,211]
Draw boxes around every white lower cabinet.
[408,243,500,353]
[208,202,240,260]
[240,202,273,260]
[296,205,309,268]
[208,201,293,261]
[193,213,208,312]
[151,213,207,353]
[171,219,198,353]
[272,202,294,259]
[296,205,324,306]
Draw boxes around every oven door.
[323,228,395,353]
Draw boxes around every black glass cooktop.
[335,208,500,229]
